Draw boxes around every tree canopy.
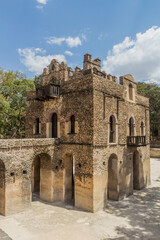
[0,70,35,138]
[137,82,160,137]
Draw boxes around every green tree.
[0,70,35,138]
[137,82,160,137]
[34,74,42,88]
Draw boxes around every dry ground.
[0,158,159,240]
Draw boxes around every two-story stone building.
[0,53,150,215]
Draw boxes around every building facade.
[0,53,150,215]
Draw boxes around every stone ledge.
[0,138,55,150]
[150,148,160,158]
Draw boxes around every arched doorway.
[32,156,40,195]
[0,160,5,215]
[133,151,140,190]
[31,153,53,202]
[64,154,75,204]
[108,154,119,200]
[52,113,57,138]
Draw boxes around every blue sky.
[1,0,160,84]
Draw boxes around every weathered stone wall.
[0,53,151,215]
[92,71,150,211]
[0,139,55,215]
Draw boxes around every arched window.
[129,84,133,100]
[109,115,116,143]
[140,121,144,136]
[52,113,57,138]
[36,118,40,134]
[129,117,134,136]
[70,115,75,134]
[93,67,98,74]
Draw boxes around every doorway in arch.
[31,154,53,202]
[133,150,141,190]
[108,154,119,200]
[64,154,75,204]
[0,160,5,215]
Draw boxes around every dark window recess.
[129,117,134,136]
[78,163,82,168]
[10,172,14,177]
[23,170,27,174]
[52,113,57,138]
[70,115,75,133]
[36,118,40,134]
[129,84,133,100]
[109,115,116,143]
[55,166,58,170]
[141,122,144,136]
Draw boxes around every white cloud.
[66,37,81,48]
[47,37,65,45]
[64,51,73,56]
[103,26,160,84]
[18,48,66,74]
[36,0,47,4]
[47,36,82,48]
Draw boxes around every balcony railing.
[127,136,146,146]
[36,84,60,100]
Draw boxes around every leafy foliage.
[0,70,35,138]
[34,74,42,88]
[137,82,160,137]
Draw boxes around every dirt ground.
[0,158,159,240]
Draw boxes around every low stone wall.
[0,138,55,216]
[150,148,160,158]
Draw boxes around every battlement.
[41,53,117,86]
[34,53,149,107]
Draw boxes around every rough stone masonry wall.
[0,139,55,215]
[92,74,150,211]
[24,54,150,213]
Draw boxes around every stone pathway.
[0,158,159,240]
[0,229,12,240]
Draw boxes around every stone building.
[0,53,150,215]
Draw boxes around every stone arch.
[64,153,75,203]
[93,67,98,73]
[0,159,5,215]
[31,153,53,202]
[108,154,119,200]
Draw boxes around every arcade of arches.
[0,137,150,216]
